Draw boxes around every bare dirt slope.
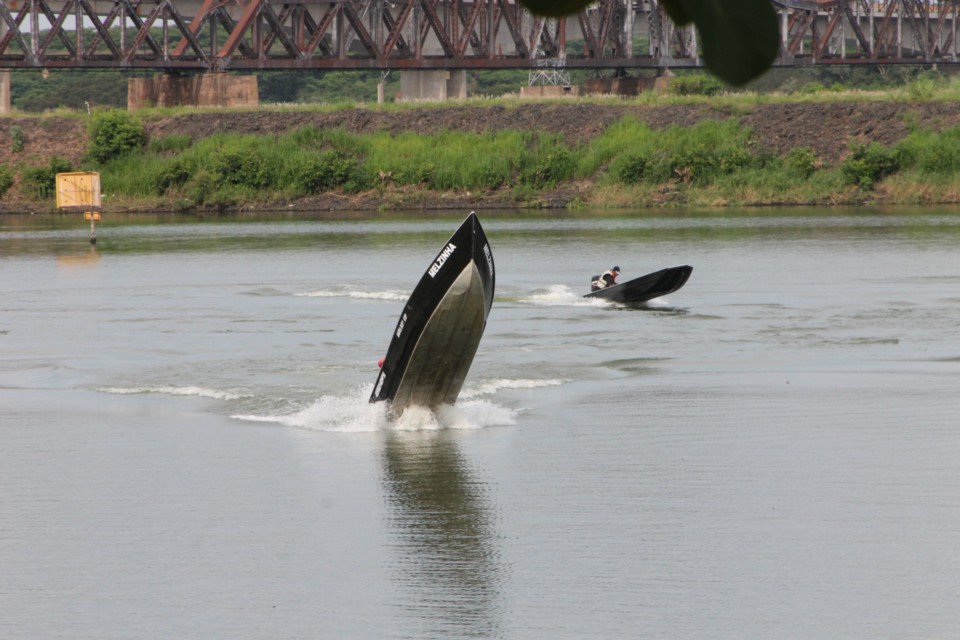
[3,100,960,211]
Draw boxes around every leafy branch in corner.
[518,0,779,87]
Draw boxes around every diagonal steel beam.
[841,0,872,56]
[419,0,456,57]
[872,0,901,59]
[0,1,37,63]
[37,0,77,58]
[78,0,123,59]
[257,1,303,59]
[383,0,416,59]
[578,10,599,57]
[812,5,843,60]
[83,1,126,58]
[217,0,260,59]
[120,0,165,59]
[494,0,529,58]
[455,0,486,57]
[171,0,217,58]
[303,3,339,57]
[342,0,381,58]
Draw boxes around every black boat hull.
[584,265,692,304]
[370,213,495,415]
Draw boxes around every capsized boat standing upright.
[370,212,495,416]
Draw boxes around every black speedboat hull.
[585,265,692,304]
[370,213,495,415]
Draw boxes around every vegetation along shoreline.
[5,92,960,215]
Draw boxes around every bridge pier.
[398,70,467,102]
[127,73,258,110]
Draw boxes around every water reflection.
[55,246,101,268]
[618,302,690,315]
[380,431,502,639]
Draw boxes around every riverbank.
[5,97,960,214]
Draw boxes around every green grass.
[14,94,960,211]
[896,126,960,176]
[85,114,960,210]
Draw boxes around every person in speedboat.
[591,266,620,291]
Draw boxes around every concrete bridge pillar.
[128,73,259,110]
[398,70,467,102]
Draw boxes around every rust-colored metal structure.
[2,0,959,71]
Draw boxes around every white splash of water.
[233,389,392,432]
[296,288,409,302]
[522,284,608,307]
[459,378,565,400]
[97,386,246,401]
[233,387,516,432]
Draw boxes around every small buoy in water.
[377,358,384,368]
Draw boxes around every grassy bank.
[6,87,960,212]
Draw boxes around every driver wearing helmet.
[591,266,621,291]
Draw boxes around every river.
[2,208,958,639]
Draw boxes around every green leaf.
[521,0,779,87]
[518,0,593,18]
[681,0,780,86]
[660,0,692,25]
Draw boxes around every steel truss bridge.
[1,0,959,72]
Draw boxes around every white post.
[897,0,903,60]
[0,10,10,114]
[0,71,10,114]
[623,0,633,59]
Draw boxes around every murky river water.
[2,209,959,639]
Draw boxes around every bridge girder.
[1,0,959,72]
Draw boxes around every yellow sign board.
[56,172,102,211]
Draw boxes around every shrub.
[896,126,960,175]
[785,147,821,179]
[287,125,367,155]
[184,169,218,205]
[213,148,273,189]
[87,109,146,163]
[149,134,192,154]
[905,71,943,101]
[0,164,14,197]
[797,81,827,94]
[649,146,755,185]
[576,116,656,178]
[667,73,725,96]
[612,153,649,184]
[841,143,900,189]
[364,129,525,191]
[520,143,575,188]
[11,125,25,153]
[154,158,195,195]
[21,156,73,199]
[393,163,435,186]
[286,151,367,194]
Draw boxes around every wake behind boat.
[585,265,692,304]
[370,212,495,417]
